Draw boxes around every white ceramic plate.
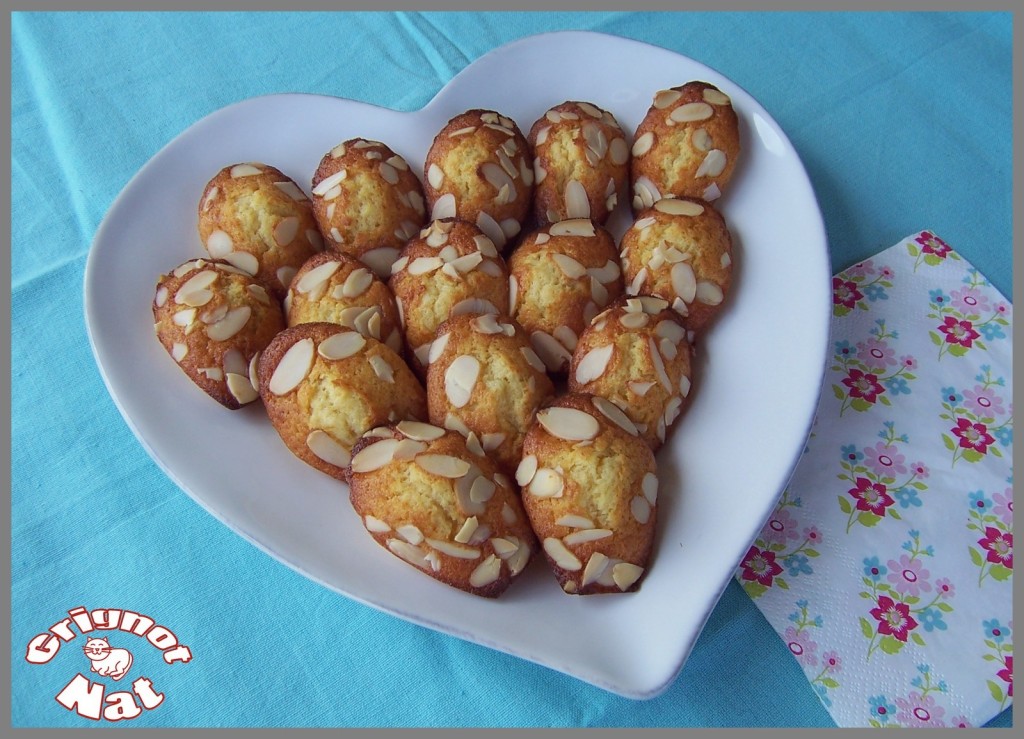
[84,31,830,699]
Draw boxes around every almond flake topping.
[296,260,341,294]
[696,280,725,305]
[543,538,582,571]
[171,343,188,362]
[444,355,480,408]
[454,516,479,544]
[206,306,251,342]
[431,192,456,221]
[670,102,714,123]
[564,529,613,545]
[612,562,644,591]
[415,454,471,479]
[556,514,595,529]
[230,163,262,178]
[632,131,655,158]
[574,344,614,385]
[306,430,351,468]
[312,169,347,196]
[671,262,698,303]
[564,180,591,219]
[386,539,432,570]
[475,211,506,250]
[536,407,599,441]
[653,89,683,109]
[519,346,546,373]
[364,515,390,533]
[655,198,704,217]
[318,331,366,361]
[549,219,595,238]
[175,270,218,305]
[351,438,402,473]
[582,552,610,586]
[529,467,564,498]
[591,396,638,435]
[396,421,446,442]
[552,252,586,279]
[427,538,481,560]
[469,555,502,587]
[631,495,652,524]
[692,128,712,152]
[269,338,315,395]
[703,88,731,105]
[695,149,727,178]
[515,454,538,486]
[619,310,649,329]
[398,525,424,545]
[206,230,233,258]
[530,331,572,371]
[427,332,450,365]
[609,137,629,166]
[369,355,395,383]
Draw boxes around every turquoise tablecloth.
[11,11,1012,728]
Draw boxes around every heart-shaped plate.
[84,31,830,698]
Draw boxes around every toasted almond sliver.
[431,192,456,220]
[426,538,481,560]
[454,516,479,544]
[364,515,390,533]
[670,102,713,123]
[230,163,263,178]
[269,338,315,395]
[671,262,698,304]
[552,252,587,279]
[642,472,659,505]
[536,407,599,442]
[609,137,629,166]
[653,89,683,109]
[206,230,233,258]
[341,268,373,298]
[468,555,502,587]
[515,454,538,487]
[564,180,591,219]
[612,562,644,591]
[696,280,725,306]
[317,331,366,361]
[531,331,572,371]
[520,346,546,374]
[444,355,480,408]
[306,430,351,468]
[582,552,611,586]
[415,454,471,479]
[396,421,446,442]
[591,396,638,436]
[387,539,431,570]
[312,168,347,196]
[574,344,614,385]
[543,538,582,571]
[206,306,251,342]
[549,219,595,238]
[351,438,402,473]
[703,88,731,105]
[528,468,564,498]
[631,495,652,524]
[695,149,728,178]
[556,514,595,529]
[564,529,613,546]
[654,198,704,217]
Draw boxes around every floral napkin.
[735,232,1012,728]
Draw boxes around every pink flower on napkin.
[997,656,1012,698]
[964,385,1006,418]
[785,625,819,666]
[833,277,864,310]
[978,528,1013,569]
[886,554,932,598]
[740,546,783,587]
[938,316,980,348]
[864,442,907,476]
[848,477,894,516]
[894,692,946,727]
[870,596,918,642]
[952,418,996,454]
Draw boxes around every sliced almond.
[274,216,299,246]
[543,538,582,571]
[386,539,431,570]
[508,275,518,314]
[468,555,502,587]
[629,380,655,397]
[415,454,471,479]
[174,270,218,305]
[695,149,727,178]
[536,407,599,441]
[312,169,347,196]
[703,88,731,105]
[206,230,233,258]
[341,268,373,298]
[225,371,257,404]
[444,355,480,408]
[609,137,629,166]
[564,529,613,545]
[531,331,572,371]
[556,514,594,529]
[630,495,652,524]
[364,515,390,533]
[695,280,725,305]
[574,344,613,385]
[670,102,713,122]
[692,128,712,152]
[230,163,262,178]
[426,332,451,365]
[528,467,564,498]
[368,355,395,383]
[351,438,402,473]
[296,260,341,294]
[454,516,479,544]
[549,219,595,238]
[564,180,591,219]
[360,247,400,279]
[648,336,672,392]
[654,198,704,217]
[318,331,366,360]
[206,306,251,342]
[582,552,611,586]
[515,454,538,487]
[393,439,428,461]
[519,346,546,374]
[552,252,586,279]
[553,325,578,352]
[591,396,638,435]
[431,192,456,220]
[396,421,446,442]
[671,262,698,303]
[306,430,351,468]
[642,472,658,505]
[653,89,683,109]
[268,338,314,395]
[408,256,443,276]
[612,562,644,591]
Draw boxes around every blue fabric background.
[11,11,1012,727]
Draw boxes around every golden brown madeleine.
[347,423,536,598]
[425,312,555,476]
[518,392,658,595]
[153,258,284,409]
[568,296,693,451]
[198,162,322,296]
[528,100,629,226]
[285,251,403,355]
[388,218,510,375]
[630,81,740,207]
[619,198,734,335]
[508,218,623,374]
[310,138,426,279]
[257,323,427,481]
[422,109,533,252]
